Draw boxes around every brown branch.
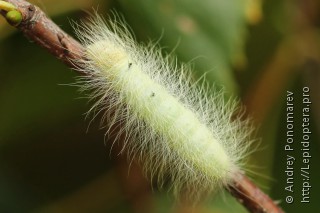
[0,1,284,213]
[0,0,84,70]
[228,171,284,213]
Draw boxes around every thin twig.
[0,1,284,212]
[0,0,84,70]
[228,171,283,213]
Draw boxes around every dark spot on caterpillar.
[151,92,155,97]
[128,62,132,69]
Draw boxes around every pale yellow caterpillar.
[74,15,252,201]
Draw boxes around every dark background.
[0,0,319,212]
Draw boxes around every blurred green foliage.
[118,0,248,93]
[0,0,319,212]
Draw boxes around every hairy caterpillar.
[74,15,252,200]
